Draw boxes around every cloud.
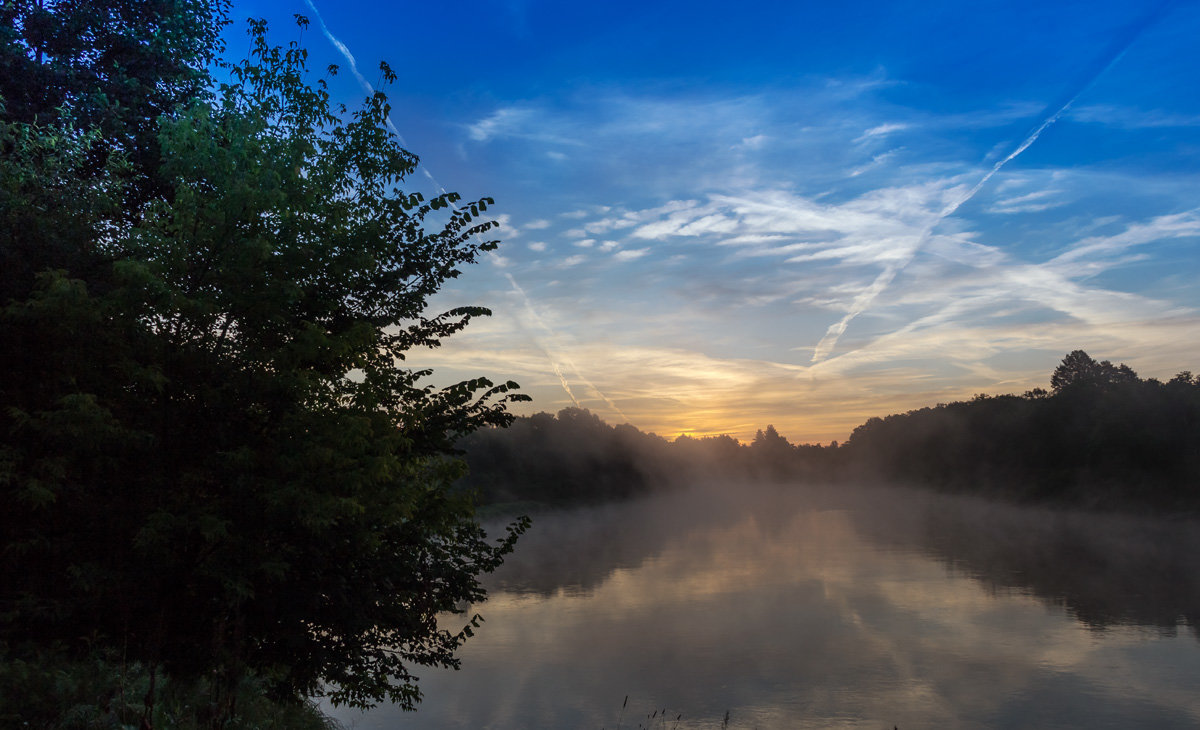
[507,184,1200,423]
[302,0,1200,453]
[613,248,649,262]
[465,105,583,146]
[467,107,533,142]
[849,148,903,177]
[421,254,1200,442]
[988,189,1066,214]
[628,184,958,271]
[1069,104,1200,129]
[854,122,909,144]
[494,213,518,238]
[735,134,769,150]
[1049,211,1200,267]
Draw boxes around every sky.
[230,0,1200,443]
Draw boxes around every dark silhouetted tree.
[1051,350,1103,391]
[1051,350,1139,392]
[1,12,528,719]
[838,350,1200,507]
[0,0,231,302]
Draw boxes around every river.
[327,482,1200,729]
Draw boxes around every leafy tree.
[1,12,528,721]
[1051,349,1103,391]
[749,424,798,480]
[0,0,225,134]
[1051,349,1138,392]
[459,407,670,504]
[838,350,1200,507]
[0,0,231,300]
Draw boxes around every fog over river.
[329,483,1200,729]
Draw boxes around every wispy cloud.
[301,0,1200,446]
[854,122,909,144]
[1049,212,1200,267]
[465,106,584,146]
[988,189,1066,214]
[432,154,1200,437]
[735,134,769,150]
[613,248,649,262]
[1069,104,1200,128]
[806,5,1163,365]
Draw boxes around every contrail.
[502,273,581,406]
[303,0,629,420]
[561,355,631,423]
[811,104,1064,364]
[302,0,409,146]
[504,274,631,423]
[810,1,1175,364]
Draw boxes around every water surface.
[329,483,1200,729]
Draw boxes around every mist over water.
[329,483,1200,729]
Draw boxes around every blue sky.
[231,0,1200,442]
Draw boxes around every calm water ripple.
[328,483,1200,729]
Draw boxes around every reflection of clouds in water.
[330,484,1200,729]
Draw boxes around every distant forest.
[456,351,1200,511]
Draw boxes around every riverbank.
[1,649,337,730]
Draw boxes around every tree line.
[456,409,832,505]
[457,350,1200,511]
[840,350,1200,508]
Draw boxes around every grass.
[0,648,339,730]
[606,697,739,730]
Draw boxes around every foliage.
[460,351,1200,512]
[0,0,226,136]
[456,408,838,505]
[458,408,672,504]
[1050,349,1139,392]
[0,0,231,299]
[0,646,337,730]
[1,7,528,720]
[842,351,1200,507]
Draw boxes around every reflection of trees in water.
[485,483,1200,638]
[481,484,769,596]
[843,487,1200,637]
[481,495,688,596]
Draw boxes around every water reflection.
[847,492,1200,635]
[329,483,1200,729]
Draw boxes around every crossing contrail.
[503,274,630,422]
[810,1,1176,364]
[502,274,581,406]
[302,0,628,421]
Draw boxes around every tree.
[1050,350,1103,392]
[0,0,231,301]
[1,12,528,719]
[0,0,226,133]
[1050,350,1139,393]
